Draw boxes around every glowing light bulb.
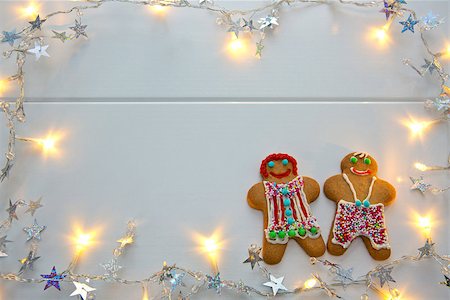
[38,137,56,151]
[388,288,401,300]
[414,162,428,171]
[194,229,223,274]
[75,232,93,252]
[304,278,317,289]
[142,284,149,300]
[418,216,432,238]
[0,79,8,95]
[402,118,434,138]
[204,238,218,254]
[20,2,40,18]
[375,28,387,41]
[230,39,243,52]
[149,5,168,15]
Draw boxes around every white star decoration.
[263,274,288,296]
[258,15,279,29]
[27,42,50,61]
[70,280,96,300]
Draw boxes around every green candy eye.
[350,156,358,164]
[364,158,371,165]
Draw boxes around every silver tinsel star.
[29,15,46,30]
[1,29,21,46]
[410,176,431,193]
[421,11,445,30]
[170,270,185,291]
[25,197,43,216]
[227,19,242,38]
[425,97,450,113]
[18,251,40,275]
[0,235,12,257]
[421,58,441,74]
[418,239,435,259]
[52,31,70,43]
[101,258,122,278]
[23,219,46,241]
[242,18,256,32]
[243,244,262,269]
[0,161,13,182]
[6,199,23,221]
[258,15,279,30]
[70,19,88,39]
[206,273,222,294]
[372,266,396,288]
[70,280,96,299]
[27,42,50,61]
[334,266,354,285]
[263,274,288,296]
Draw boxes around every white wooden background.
[0,1,449,300]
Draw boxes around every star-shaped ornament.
[399,14,419,33]
[0,235,12,257]
[169,270,185,291]
[379,0,394,20]
[242,18,256,32]
[41,266,66,291]
[101,258,122,278]
[373,266,396,288]
[70,281,96,300]
[0,161,13,182]
[6,199,22,221]
[410,176,431,193]
[27,42,50,61]
[25,197,43,216]
[440,275,450,287]
[70,19,88,39]
[227,19,242,38]
[2,29,21,46]
[206,273,222,294]
[418,239,435,259]
[23,219,46,241]
[258,15,279,30]
[421,11,444,30]
[18,251,40,274]
[263,274,288,296]
[421,58,442,75]
[243,244,262,269]
[334,266,354,285]
[29,15,46,30]
[52,31,70,43]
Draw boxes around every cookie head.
[341,152,378,176]
[260,153,298,181]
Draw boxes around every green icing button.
[278,231,286,239]
[310,226,318,235]
[268,231,277,239]
[288,229,296,237]
[298,227,306,236]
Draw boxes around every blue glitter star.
[41,266,66,291]
[399,14,419,33]
[206,273,223,294]
[1,29,21,46]
[379,0,393,20]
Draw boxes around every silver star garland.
[23,219,46,241]
[372,266,396,288]
[243,244,263,269]
[418,239,435,259]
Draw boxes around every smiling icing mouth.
[269,169,291,179]
[350,167,371,176]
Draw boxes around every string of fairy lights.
[0,0,449,299]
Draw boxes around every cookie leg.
[294,236,326,257]
[327,229,349,256]
[361,236,391,261]
[262,238,287,265]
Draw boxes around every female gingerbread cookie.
[247,153,325,264]
[324,152,396,261]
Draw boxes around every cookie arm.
[302,176,320,204]
[374,179,396,206]
[247,182,266,211]
[323,175,345,203]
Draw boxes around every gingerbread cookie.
[247,153,325,264]
[324,152,396,260]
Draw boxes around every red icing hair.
[260,153,298,178]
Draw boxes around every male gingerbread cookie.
[247,153,325,264]
[324,152,396,260]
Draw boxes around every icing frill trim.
[265,216,321,245]
[331,200,390,250]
